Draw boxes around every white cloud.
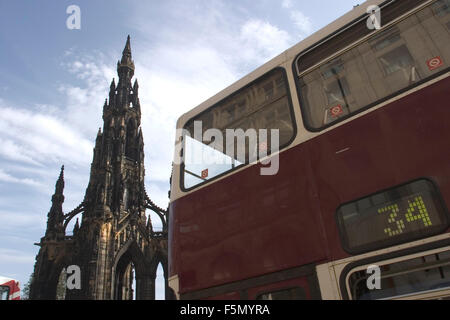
[0,138,41,166]
[0,53,117,212]
[0,106,93,166]
[240,19,293,65]
[0,169,42,187]
[0,210,45,230]
[0,56,110,221]
[282,0,293,9]
[280,0,314,38]
[290,10,313,36]
[0,248,35,264]
[124,1,298,209]
[59,57,116,136]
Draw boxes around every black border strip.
[180,67,298,192]
[339,236,450,300]
[292,0,450,133]
[335,177,450,255]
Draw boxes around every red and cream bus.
[0,277,20,300]
[168,0,450,300]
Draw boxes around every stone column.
[136,274,155,300]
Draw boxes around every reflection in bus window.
[297,0,450,129]
[371,30,402,52]
[183,136,242,188]
[348,249,450,300]
[432,0,450,16]
[324,77,350,105]
[321,59,345,79]
[183,69,295,189]
[378,45,415,76]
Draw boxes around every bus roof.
[0,276,17,284]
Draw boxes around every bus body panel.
[169,0,387,204]
[245,277,316,300]
[317,233,450,300]
[169,74,450,296]
[170,143,328,293]
[311,75,450,261]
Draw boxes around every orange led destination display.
[337,179,449,254]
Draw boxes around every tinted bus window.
[296,0,450,130]
[182,68,295,190]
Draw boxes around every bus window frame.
[338,240,450,300]
[347,253,450,300]
[180,67,298,192]
[292,0,450,133]
[335,177,450,255]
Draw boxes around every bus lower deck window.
[348,249,450,300]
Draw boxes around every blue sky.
[0,0,361,299]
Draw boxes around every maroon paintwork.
[169,76,450,297]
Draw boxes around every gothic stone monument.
[30,36,170,300]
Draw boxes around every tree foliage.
[21,272,34,300]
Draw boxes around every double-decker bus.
[0,277,20,300]
[168,0,450,300]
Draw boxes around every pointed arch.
[112,239,151,300]
[148,249,170,300]
[31,249,73,300]
[148,251,168,279]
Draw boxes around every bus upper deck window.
[182,68,295,190]
[296,0,450,130]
